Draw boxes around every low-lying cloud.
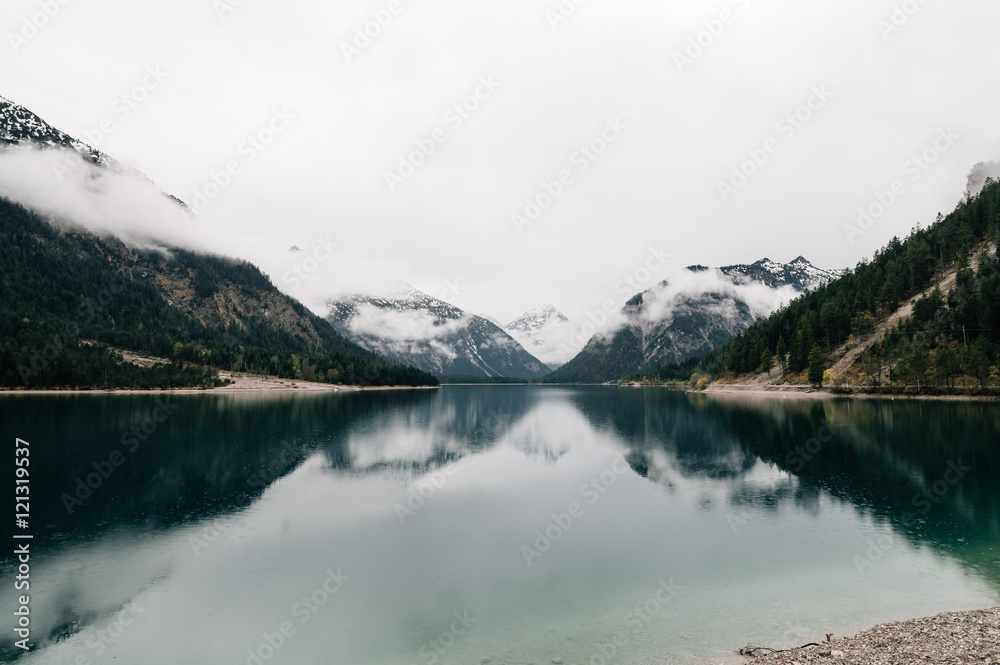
[346,304,470,343]
[965,161,1000,200]
[0,146,190,249]
[589,265,802,345]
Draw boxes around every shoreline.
[744,606,1000,664]
[0,370,440,395]
[701,385,1000,402]
[614,381,1000,402]
[0,385,439,395]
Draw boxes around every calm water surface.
[2,387,999,664]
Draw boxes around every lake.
[2,387,999,664]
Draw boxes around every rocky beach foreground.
[744,608,1000,665]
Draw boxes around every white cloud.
[345,304,469,343]
[1,0,998,324]
[0,147,187,247]
[589,267,801,344]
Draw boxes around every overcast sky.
[3,0,999,323]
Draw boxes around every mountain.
[964,161,1000,201]
[504,305,571,368]
[0,94,435,389]
[0,95,118,169]
[538,257,843,384]
[0,94,186,207]
[0,197,436,388]
[718,256,845,291]
[478,313,505,328]
[683,177,1000,392]
[327,286,550,379]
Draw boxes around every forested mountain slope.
[651,178,1000,391]
[0,199,437,388]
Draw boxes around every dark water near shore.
[2,387,999,664]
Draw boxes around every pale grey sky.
[2,0,999,322]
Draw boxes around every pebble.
[747,607,1000,665]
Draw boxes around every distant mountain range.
[0,197,437,388]
[718,256,845,290]
[327,286,550,379]
[0,93,435,389]
[698,175,1000,392]
[504,305,571,368]
[0,95,117,168]
[0,95,185,208]
[538,257,845,384]
[0,92,856,390]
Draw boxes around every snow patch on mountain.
[327,285,549,378]
[717,256,845,292]
[542,257,846,382]
[504,305,572,368]
[0,93,191,252]
[607,266,801,342]
[1,95,134,177]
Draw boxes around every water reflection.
[1,388,998,664]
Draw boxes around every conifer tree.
[808,344,825,388]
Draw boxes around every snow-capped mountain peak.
[506,304,569,334]
[0,93,185,206]
[503,305,572,369]
[326,287,549,379]
[718,256,845,292]
[543,256,848,383]
[0,96,117,171]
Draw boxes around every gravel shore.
[743,607,1000,664]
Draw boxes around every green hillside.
[0,198,438,389]
[649,179,1000,391]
